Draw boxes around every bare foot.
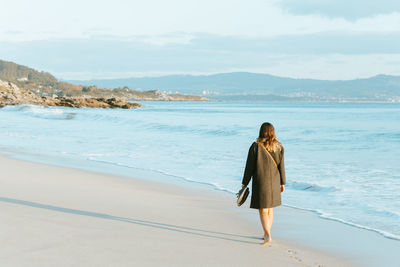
[261,235,272,246]
[260,236,273,240]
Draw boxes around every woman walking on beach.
[241,122,286,246]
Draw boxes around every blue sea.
[0,101,399,240]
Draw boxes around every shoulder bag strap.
[258,143,278,169]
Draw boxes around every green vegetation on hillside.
[0,60,207,101]
[0,60,57,87]
[0,60,102,97]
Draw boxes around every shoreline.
[0,153,362,267]
[2,151,400,266]
[3,145,399,242]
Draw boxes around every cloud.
[4,30,23,35]
[44,54,400,81]
[2,1,399,80]
[2,0,400,43]
[277,0,400,20]
[131,33,195,46]
[187,32,400,54]
[1,34,400,80]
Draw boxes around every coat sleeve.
[279,147,286,185]
[241,143,257,186]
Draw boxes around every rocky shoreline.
[0,60,209,105]
[0,80,141,109]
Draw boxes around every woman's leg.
[259,208,272,245]
[268,208,274,236]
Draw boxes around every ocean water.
[0,101,399,240]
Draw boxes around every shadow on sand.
[0,196,261,244]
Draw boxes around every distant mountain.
[68,72,400,102]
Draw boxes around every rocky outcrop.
[39,96,142,109]
[0,80,141,109]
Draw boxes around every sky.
[0,0,400,80]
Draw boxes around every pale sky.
[1,0,400,80]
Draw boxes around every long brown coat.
[242,142,286,209]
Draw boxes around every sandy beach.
[0,154,398,267]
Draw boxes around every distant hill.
[0,60,58,87]
[0,60,207,101]
[68,72,400,102]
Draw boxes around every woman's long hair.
[257,122,281,152]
